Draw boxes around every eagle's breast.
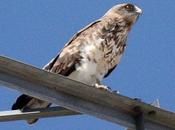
[68,20,128,85]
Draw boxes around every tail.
[12,94,51,124]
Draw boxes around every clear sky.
[0,0,175,130]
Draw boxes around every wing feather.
[43,20,101,76]
[104,65,117,78]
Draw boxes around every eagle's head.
[104,3,142,27]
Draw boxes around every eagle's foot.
[94,84,111,91]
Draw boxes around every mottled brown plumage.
[12,3,142,124]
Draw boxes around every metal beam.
[0,106,79,122]
[134,106,145,130]
[0,56,175,130]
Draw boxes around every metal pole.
[134,106,145,130]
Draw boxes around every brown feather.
[44,20,102,75]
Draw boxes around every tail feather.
[12,94,32,110]
[27,118,39,124]
[12,94,51,124]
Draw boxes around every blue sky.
[0,0,175,130]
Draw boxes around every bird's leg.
[94,79,120,93]
[94,83,120,94]
[94,83,111,91]
[94,79,111,91]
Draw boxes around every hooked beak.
[135,6,142,14]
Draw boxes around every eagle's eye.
[124,4,135,12]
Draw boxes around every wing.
[104,65,117,78]
[43,20,101,76]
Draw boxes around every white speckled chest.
[68,39,124,86]
[68,20,128,86]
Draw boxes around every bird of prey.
[12,3,142,124]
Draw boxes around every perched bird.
[12,3,142,124]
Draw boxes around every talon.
[112,90,120,94]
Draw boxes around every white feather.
[68,40,104,86]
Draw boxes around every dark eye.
[124,4,135,11]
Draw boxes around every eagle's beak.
[135,6,142,14]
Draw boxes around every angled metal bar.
[126,99,160,130]
[134,107,145,130]
[0,56,175,130]
[0,106,79,122]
